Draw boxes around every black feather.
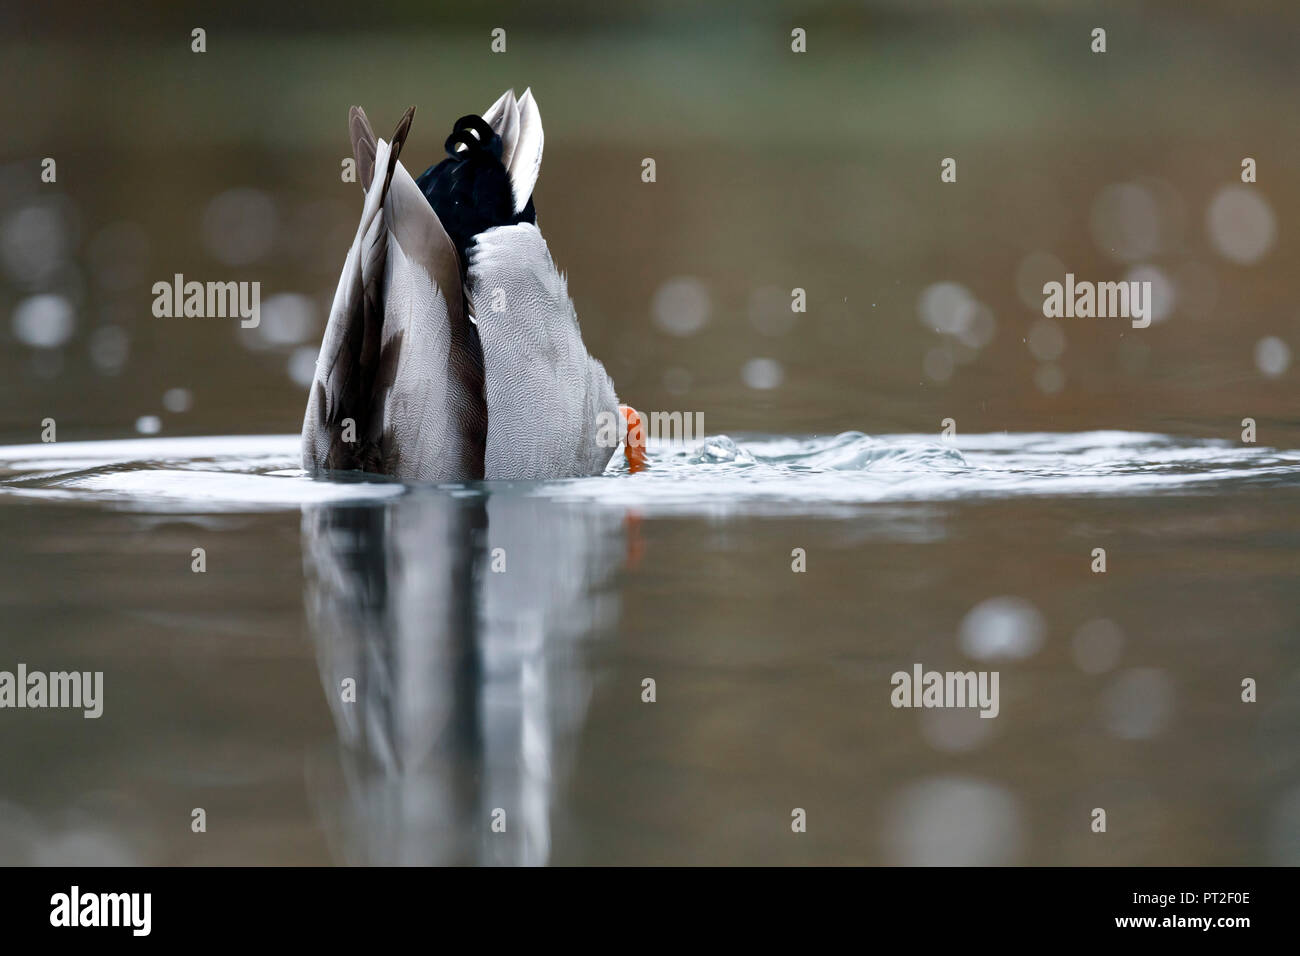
[415,114,536,280]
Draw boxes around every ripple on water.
[0,430,1297,515]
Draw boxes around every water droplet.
[0,199,75,286]
[917,281,976,335]
[959,596,1045,660]
[958,305,997,349]
[651,276,710,336]
[11,293,75,348]
[1124,264,1176,323]
[1255,336,1290,378]
[251,293,317,348]
[162,387,193,413]
[1207,185,1275,265]
[690,436,754,464]
[741,357,783,390]
[287,346,317,387]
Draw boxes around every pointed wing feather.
[305,106,487,480]
[302,123,400,472]
[482,88,541,214]
[507,89,544,214]
[482,89,520,174]
[349,106,378,191]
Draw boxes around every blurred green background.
[1,0,1296,443]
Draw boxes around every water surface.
[1,432,1297,865]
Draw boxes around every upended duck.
[302,89,644,481]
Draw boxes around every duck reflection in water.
[301,490,628,865]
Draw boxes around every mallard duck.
[301,90,644,481]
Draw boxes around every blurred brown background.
[1,0,1296,445]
